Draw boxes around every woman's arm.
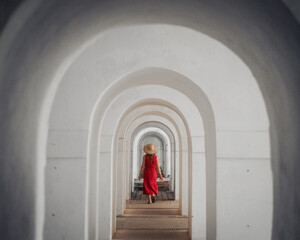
[138,156,146,180]
[156,157,163,181]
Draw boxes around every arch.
[88,69,212,239]
[115,103,184,205]
[42,23,271,239]
[132,127,172,183]
[112,104,192,233]
[95,82,206,237]
[131,122,176,192]
[0,2,291,238]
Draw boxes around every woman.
[138,144,163,204]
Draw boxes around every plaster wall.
[96,85,203,238]
[116,104,184,202]
[1,1,297,240]
[44,25,271,239]
[117,113,181,217]
[117,114,179,205]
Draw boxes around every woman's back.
[139,144,163,203]
[145,154,157,168]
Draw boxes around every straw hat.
[144,144,158,154]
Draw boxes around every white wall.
[45,25,271,240]
[116,104,184,202]
[96,84,203,237]
[1,1,298,240]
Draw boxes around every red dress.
[143,154,158,195]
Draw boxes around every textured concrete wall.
[0,1,299,240]
[45,25,270,239]
[89,81,205,238]
[116,105,183,206]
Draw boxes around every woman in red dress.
[138,144,163,204]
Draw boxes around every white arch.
[114,107,190,229]
[137,130,170,175]
[134,122,176,174]
[2,2,298,240]
[116,103,184,205]
[42,22,272,238]
[41,25,270,240]
[132,127,171,182]
[113,112,184,217]
[91,71,211,240]
[132,121,177,193]
[97,83,204,237]
[1,21,270,240]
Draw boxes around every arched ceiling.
[0,0,299,34]
[0,1,299,240]
[283,0,300,23]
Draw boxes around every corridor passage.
[113,200,188,239]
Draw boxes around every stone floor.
[131,191,175,201]
[113,200,189,239]
[125,200,180,209]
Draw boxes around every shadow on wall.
[0,1,300,240]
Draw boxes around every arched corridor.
[1,1,300,240]
[131,124,175,197]
[45,24,272,238]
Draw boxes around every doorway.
[130,124,176,201]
